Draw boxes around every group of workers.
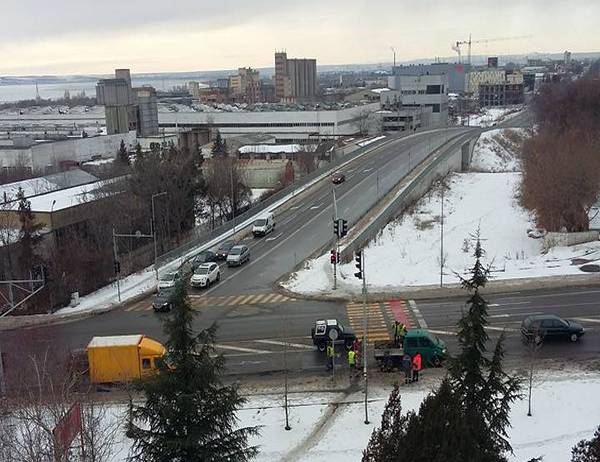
[392,321,407,347]
[326,338,363,374]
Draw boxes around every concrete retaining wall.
[339,131,480,262]
[544,231,599,250]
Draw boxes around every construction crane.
[452,34,532,65]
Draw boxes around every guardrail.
[338,130,481,262]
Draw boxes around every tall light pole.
[49,199,57,243]
[390,46,396,71]
[230,165,237,238]
[151,191,167,281]
[440,184,445,287]
[361,251,369,425]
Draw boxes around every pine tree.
[118,139,130,166]
[211,131,228,157]
[449,229,521,461]
[16,187,42,276]
[134,143,144,165]
[572,425,600,462]
[127,281,259,461]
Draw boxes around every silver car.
[226,245,250,267]
[190,263,220,288]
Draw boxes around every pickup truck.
[311,319,356,352]
[374,329,447,372]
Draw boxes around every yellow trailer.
[87,335,166,384]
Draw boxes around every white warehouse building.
[158,103,381,143]
[387,74,449,127]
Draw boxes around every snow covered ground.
[283,128,600,294]
[459,106,525,128]
[105,370,600,462]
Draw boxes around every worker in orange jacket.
[412,352,422,382]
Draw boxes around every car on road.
[157,272,181,290]
[190,262,220,288]
[521,314,585,344]
[226,245,250,267]
[153,287,176,312]
[252,212,275,237]
[215,241,236,260]
[331,171,346,184]
[190,250,217,270]
[311,319,356,352]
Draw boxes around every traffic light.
[330,249,337,264]
[354,251,363,279]
[333,219,340,237]
[341,219,348,237]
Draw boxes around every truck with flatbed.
[374,329,447,372]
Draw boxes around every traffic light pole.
[332,187,339,290]
[361,250,369,425]
[112,228,121,303]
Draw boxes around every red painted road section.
[389,300,411,327]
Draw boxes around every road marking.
[485,326,519,333]
[428,329,457,336]
[363,168,373,173]
[214,344,271,354]
[254,339,315,350]
[408,299,428,328]
[266,232,283,242]
[490,311,542,319]
[489,301,531,307]
[573,317,600,324]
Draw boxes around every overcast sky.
[1,0,599,75]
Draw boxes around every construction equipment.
[452,34,532,65]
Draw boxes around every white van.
[252,212,275,237]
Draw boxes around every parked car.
[190,262,220,288]
[158,272,181,290]
[191,250,217,270]
[215,241,236,260]
[521,314,585,344]
[153,287,176,312]
[311,319,356,352]
[226,245,250,267]
[332,171,346,184]
[252,212,275,237]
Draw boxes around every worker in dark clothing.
[392,321,403,347]
[402,353,412,384]
[412,352,422,382]
[326,344,335,370]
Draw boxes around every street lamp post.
[151,192,168,280]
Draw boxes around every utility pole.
[112,228,121,303]
[440,184,445,287]
[361,251,369,425]
[332,187,339,290]
[282,308,291,430]
[230,167,237,238]
[0,343,6,395]
[151,191,167,281]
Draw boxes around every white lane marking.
[254,339,315,350]
[309,204,321,210]
[428,329,457,336]
[214,344,271,354]
[409,300,428,329]
[363,168,373,173]
[485,326,519,333]
[346,169,356,173]
[290,206,301,210]
[490,311,542,319]
[266,232,283,242]
[573,317,600,324]
[489,301,531,307]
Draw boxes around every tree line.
[521,61,600,232]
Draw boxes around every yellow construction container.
[87,335,166,384]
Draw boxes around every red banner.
[53,401,83,456]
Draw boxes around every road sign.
[329,329,339,341]
[53,401,83,458]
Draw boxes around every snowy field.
[458,106,525,127]
[104,370,600,462]
[283,128,600,294]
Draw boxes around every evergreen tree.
[127,282,259,462]
[448,230,521,461]
[572,425,600,462]
[134,143,144,165]
[16,187,42,275]
[211,131,228,157]
[118,139,130,166]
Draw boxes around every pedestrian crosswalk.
[124,292,297,312]
[345,300,414,343]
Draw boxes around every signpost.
[329,328,338,381]
[53,401,84,461]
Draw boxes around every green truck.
[374,329,447,372]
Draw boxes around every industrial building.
[229,67,262,104]
[159,103,380,143]
[391,63,469,94]
[96,69,159,137]
[275,52,318,103]
[386,73,449,127]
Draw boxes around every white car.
[158,272,181,290]
[190,263,220,288]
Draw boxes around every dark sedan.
[153,287,176,312]
[191,250,217,270]
[521,314,585,344]
[332,171,346,184]
[215,241,236,260]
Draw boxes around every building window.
[426,85,441,94]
